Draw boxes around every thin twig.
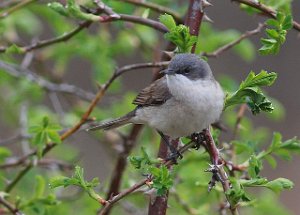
[99,178,150,215]
[0,2,168,54]
[0,21,93,53]
[232,104,247,140]
[0,196,23,215]
[0,0,36,19]
[0,134,28,146]
[231,0,300,32]
[116,0,183,23]
[203,23,265,58]
[0,60,96,101]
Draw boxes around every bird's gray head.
[162,54,213,80]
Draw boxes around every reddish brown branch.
[202,129,239,215]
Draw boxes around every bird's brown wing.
[133,77,172,106]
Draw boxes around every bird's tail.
[86,111,135,131]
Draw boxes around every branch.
[231,0,300,32]
[0,196,23,215]
[104,126,143,199]
[203,23,265,58]
[202,129,239,215]
[0,60,96,101]
[116,0,183,23]
[0,20,92,53]
[0,2,168,54]
[99,178,150,215]
[92,0,168,33]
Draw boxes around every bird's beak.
[159,69,175,75]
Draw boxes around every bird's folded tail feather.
[86,111,135,131]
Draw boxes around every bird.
[87,53,224,144]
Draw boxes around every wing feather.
[133,77,172,106]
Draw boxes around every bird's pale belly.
[134,98,221,138]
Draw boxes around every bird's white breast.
[134,75,224,138]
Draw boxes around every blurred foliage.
[0,0,298,215]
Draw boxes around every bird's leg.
[157,130,183,162]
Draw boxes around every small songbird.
[87,54,224,140]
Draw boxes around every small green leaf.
[34,176,46,199]
[282,14,293,30]
[5,44,25,54]
[248,155,262,178]
[266,19,279,28]
[270,132,282,150]
[47,131,62,144]
[0,147,12,163]
[159,14,176,30]
[149,165,173,195]
[265,155,277,168]
[265,178,293,193]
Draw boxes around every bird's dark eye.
[183,69,189,74]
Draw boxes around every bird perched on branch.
[87,54,224,152]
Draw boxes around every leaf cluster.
[29,116,62,158]
[159,14,197,53]
[129,148,173,195]
[224,70,277,114]
[48,0,100,21]
[259,12,293,55]
[50,166,102,202]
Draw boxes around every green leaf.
[248,155,262,178]
[226,178,251,206]
[159,14,176,30]
[282,14,293,30]
[160,16,197,53]
[34,176,46,199]
[266,19,279,28]
[49,176,80,189]
[240,178,269,187]
[0,147,12,163]
[47,131,62,144]
[265,178,293,193]
[5,44,25,54]
[259,12,292,55]
[48,0,100,21]
[47,2,69,17]
[224,70,277,114]
[149,165,173,195]
[32,131,47,146]
[265,155,277,168]
[270,132,282,150]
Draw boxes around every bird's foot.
[166,150,183,164]
[190,132,206,150]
